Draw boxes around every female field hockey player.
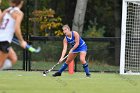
[52,24,91,77]
[0,0,27,70]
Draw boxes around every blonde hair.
[62,24,70,30]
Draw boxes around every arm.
[18,1,24,9]
[0,9,1,15]
[69,31,80,53]
[59,37,68,63]
[0,8,1,22]
[12,10,27,48]
[0,9,9,23]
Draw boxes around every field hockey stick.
[43,55,68,76]
[12,38,41,53]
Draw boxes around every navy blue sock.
[83,63,90,75]
[58,62,68,73]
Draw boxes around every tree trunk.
[114,0,121,65]
[33,0,38,35]
[72,0,88,36]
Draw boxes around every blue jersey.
[65,31,87,53]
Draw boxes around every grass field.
[0,71,140,93]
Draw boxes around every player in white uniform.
[0,0,27,70]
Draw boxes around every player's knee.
[11,57,17,64]
[65,62,70,64]
[80,58,86,64]
[65,60,72,64]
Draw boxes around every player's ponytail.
[10,0,23,6]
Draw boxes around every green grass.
[0,71,140,93]
[12,61,119,72]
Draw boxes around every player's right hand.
[58,58,63,64]
[20,41,27,49]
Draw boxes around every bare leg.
[0,48,17,70]
[52,53,77,77]
[80,51,90,77]
[0,51,8,68]
[8,48,17,64]
[79,52,87,64]
[65,53,77,64]
[58,53,77,73]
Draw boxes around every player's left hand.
[58,58,63,64]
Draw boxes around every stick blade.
[35,47,41,53]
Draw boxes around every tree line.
[1,0,122,38]
[1,0,122,65]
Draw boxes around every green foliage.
[85,0,122,37]
[31,41,63,62]
[0,0,9,10]
[83,21,114,65]
[84,26,105,37]
[83,21,105,37]
[86,42,114,65]
[29,8,63,36]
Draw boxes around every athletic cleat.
[86,73,91,77]
[52,72,61,77]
